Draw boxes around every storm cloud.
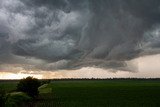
[1,0,160,72]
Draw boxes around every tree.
[17,76,41,98]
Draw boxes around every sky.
[1,0,160,79]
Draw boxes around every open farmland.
[1,79,160,107]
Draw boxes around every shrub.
[0,88,6,107]
[17,76,41,98]
[5,92,32,107]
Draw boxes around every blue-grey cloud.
[1,0,160,72]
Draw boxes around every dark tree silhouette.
[17,76,41,98]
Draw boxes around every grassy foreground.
[1,80,160,107]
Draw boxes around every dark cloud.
[1,0,160,72]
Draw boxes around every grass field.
[0,81,18,92]
[1,79,160,107]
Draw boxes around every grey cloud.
[1,0,160,72]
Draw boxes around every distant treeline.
[1,78,160,82]
[50,78,160,81]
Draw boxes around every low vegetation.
[38,84,52,94]
[5,92,32,107]
[1,79,160,107]
[35,80,160,107]
[0,88,6,107]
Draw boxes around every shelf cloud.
[1,0,160,72]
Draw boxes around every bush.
[5,92,32,107]
[0,88,6,107]
[17,76,41,98]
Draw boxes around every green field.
[1,80,160,107]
